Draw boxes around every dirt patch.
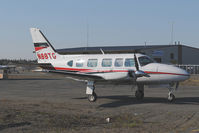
[181,75,199,86]
[0,100,198,133]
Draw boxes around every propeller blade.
[134,53,139,71]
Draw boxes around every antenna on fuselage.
[100,48,105,55]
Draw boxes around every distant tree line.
[0,59,37,65]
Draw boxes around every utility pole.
[84,22,90,52]
[170,21,174,45]
[86,23,89,50]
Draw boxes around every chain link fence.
[177,65,199,74]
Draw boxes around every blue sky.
[0,0,199,59]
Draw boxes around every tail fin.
[30,28,60,63]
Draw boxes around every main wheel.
[135,90,144,100]
[88,92,97,102]
[168,93,175,102]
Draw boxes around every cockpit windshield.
[138,56,154,66]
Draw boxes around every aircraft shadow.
[75,96,199,108]
[4,78,61,81]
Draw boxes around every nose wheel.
[167,83,177,102]
[168,93,175,102]
[88,92,97,102]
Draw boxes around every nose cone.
[157,64,190,81]
[176,67,190,80]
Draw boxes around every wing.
[48,70,104,81]
[37,63,104,81]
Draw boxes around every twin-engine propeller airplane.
[0,65,9,69]
[0,65,15,70]
[30,28,190,102]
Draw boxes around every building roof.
[56,44,177,54]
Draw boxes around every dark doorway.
[153,58,162,63]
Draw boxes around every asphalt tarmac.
[0,72,198,133]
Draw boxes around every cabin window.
[76,59,84,67]
[67,60,73,67]
[115,58,123,67]
[102,59,112,67]
[87,59,98,67]
[125,58,134,67]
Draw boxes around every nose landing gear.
[167,82,178,102]
[168,92,175,102]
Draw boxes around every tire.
[88,92,97,102]
[135,90,144,100]
[168,93,175,102]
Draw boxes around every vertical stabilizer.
[30,28,60,63]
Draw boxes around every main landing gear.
[88,92,97,102]
[86,81,97,102]
[135,85,144,100]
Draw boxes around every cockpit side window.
[138,56,154,66]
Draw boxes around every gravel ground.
[0,72,198,133]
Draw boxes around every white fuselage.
[30,28,189,85]
[42,53,189,85]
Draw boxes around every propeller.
[129,53,150,79]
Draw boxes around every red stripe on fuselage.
[53,67,188,76]
[144,71,188,76]
[54,67,128,73]
[55,67,90,72]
